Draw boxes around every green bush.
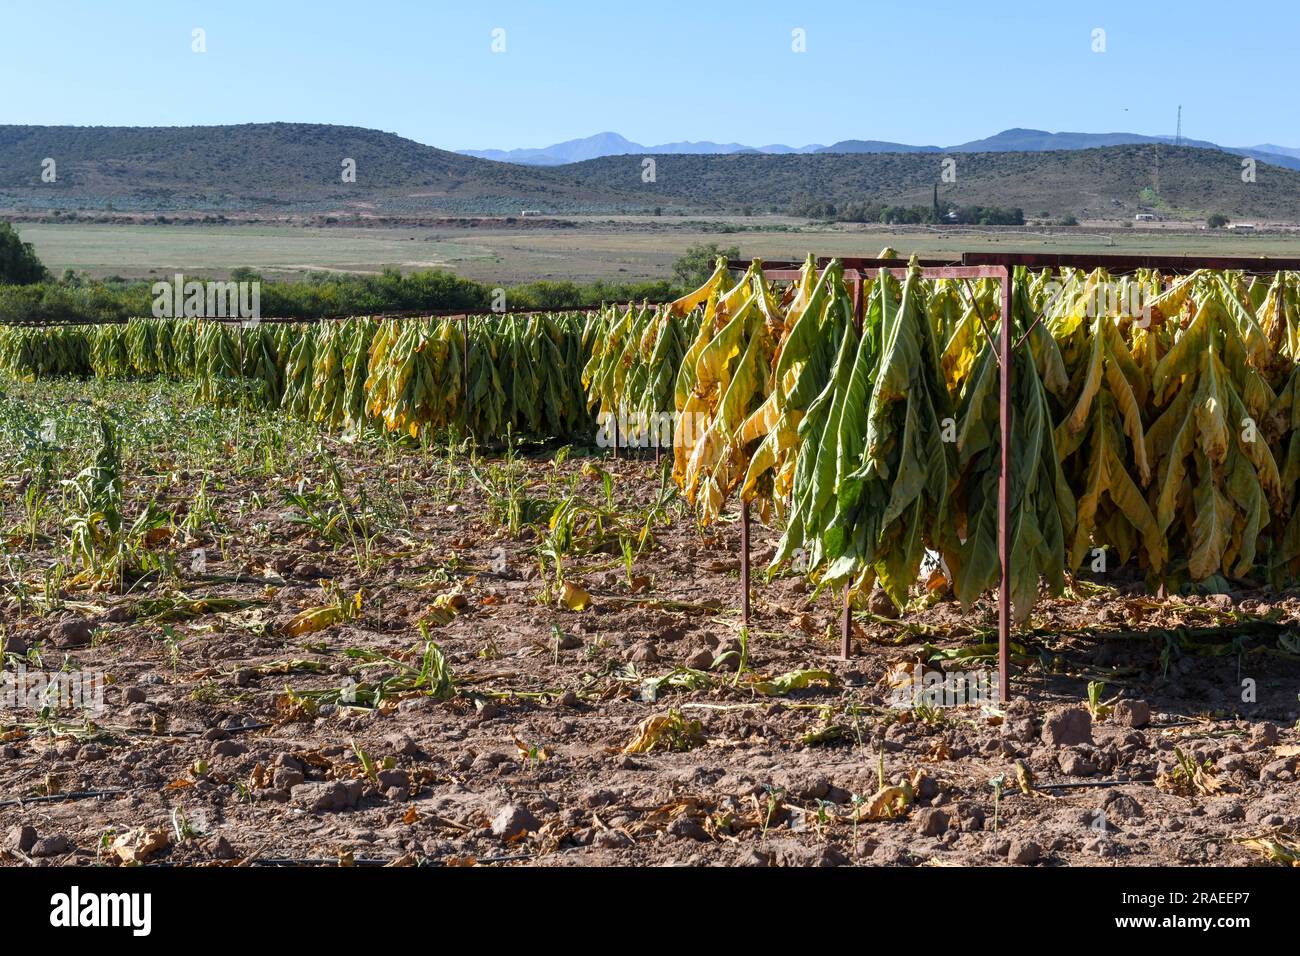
[0,267,685,325]
[0,221,48,284]
[673,243,739,287]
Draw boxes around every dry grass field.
[16,218,1300,285]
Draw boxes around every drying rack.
[723,251,1300,702]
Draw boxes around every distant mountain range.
[461,127,1300,171]
[1253,143,1300,161]
[0,123,651,216]
[460,131,824,164]
[560,145,1300,221]
[5,123,1300,222]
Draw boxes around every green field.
[16,219,1300,285]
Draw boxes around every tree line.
[0,221,682,323]
[789,195,1024,226]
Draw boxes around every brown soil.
[3,439,1299,869]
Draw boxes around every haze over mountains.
[462,128,1300,171]
[461,132,826,164]
[4,123,1300,222]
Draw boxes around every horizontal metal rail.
[727,256,956,274]
[758,264,1006,283]
[961,251,1300,274]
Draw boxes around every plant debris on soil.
[1,379,1298,868]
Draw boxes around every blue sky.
[2,0,1296,151]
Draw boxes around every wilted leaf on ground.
[751,669,836,696]
[420,590,467,627]
[252,659,328,676]
[925,569,950,594]
[638,667,714,702]
[559,581,592,611]
[885,660,928,691]
[924,739,952,761]
[801,723,852,746]
[284,604,346,637]
[1156,747,1229,796]
[1237,833,1300,866]
[215,607,269,634]
[622,708,703,753]
[515,738,551,763]
[853,780,914,822]
[283,591,363,636]
[274,688,320,723]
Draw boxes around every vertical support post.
[235,321,245,401]
[997,265,1013,703]
[839,270,864,662]
[840,585,852,660]
[740,498,751,628]
[461,315,470,434]
[851,273,864,330]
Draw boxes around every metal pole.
[740,499,751,628]
[461,315,470,433]
[841,272,864,661]
[236,322,245,401]
[998,265,1013,703]
[840,585,852,660]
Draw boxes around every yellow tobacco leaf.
[559,581,592,611]
[665,258,730,318]
[735,391,781,448]
[420,591,467,627]
[853,781,914,822]
[284,604,346,637]
[1189,465,1235,580]
[622,708,703,754]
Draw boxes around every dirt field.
[15,218,1300,285]
[2,379,1298,868]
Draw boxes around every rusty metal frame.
[734,261,1009,677]
[42,251,1298,702]
[961,252,1300,274]
[731,251,1300,703]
